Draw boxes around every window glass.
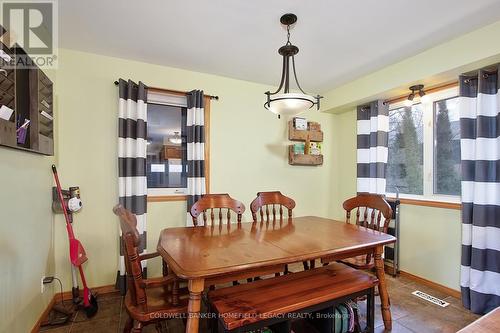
[433,97,461,195]
[146,103,187,189]
[387,104,424,195]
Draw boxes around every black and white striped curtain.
[116,79,148,295]
[357,100,389,194]
[186,90,206,226]
[459,67,500,314]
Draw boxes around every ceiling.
[59,0,500,93]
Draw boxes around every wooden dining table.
[157,216,396,333]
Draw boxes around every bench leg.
[366,288,375,333]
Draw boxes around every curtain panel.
[186,90,206,226]
[356,100,389,195]
[116,79,148,295]
[459,67,500,314]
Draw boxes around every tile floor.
[39,267,480,333]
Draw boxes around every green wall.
[0,149,55,332]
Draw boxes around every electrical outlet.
[41,276,46,293]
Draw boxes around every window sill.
[387,197,461,210]
[148,195,188,202]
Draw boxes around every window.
[146,103,187,195]
[433,97,461,196]
[145,90,209,200]
[386,87,460,201]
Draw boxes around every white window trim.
[387,86,460,203]
[146,91,188,197]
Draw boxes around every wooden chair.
[323,193,393,270]
[250,191,295,222]
[250,191,313,271]
[191,194,246,287]
[190,193,245,226]
[113,205,188,333]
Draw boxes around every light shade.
[264,93,316,116]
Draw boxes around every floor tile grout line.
[395,319,419,333]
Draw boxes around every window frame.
[386,86,460,206]
[146,88,210,202]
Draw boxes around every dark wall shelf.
[0,32,54,156]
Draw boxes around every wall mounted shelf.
[288,145,323,165]
[288,120,324,166]
[0,25,54,156]
[288,121,323,142]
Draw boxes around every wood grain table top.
[157,216,396,279]
[458,307,500,333]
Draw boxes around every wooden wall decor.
[288,120,323,166]
[0,29,54,155]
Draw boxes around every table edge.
[157,238,395,280]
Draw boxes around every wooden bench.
[208,262,379,333]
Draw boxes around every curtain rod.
[383,81,458,105]
[113,80,219,100]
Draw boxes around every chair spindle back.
[250,191,296,222]
[343,193,393,233]
[190,194,246,226]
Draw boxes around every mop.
[52,165,98,318]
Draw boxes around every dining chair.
[325,193,393,270]
[113,205,188,333]
[190,194,247,288]
[190,193,245,226]
[250,191,296,222]
[250,191,313,272]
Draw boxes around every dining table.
[157,216,396,333]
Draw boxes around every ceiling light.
[405,84,427,106]
[419,89,430,104]
[168,132,182,145]
[264,13,322,118]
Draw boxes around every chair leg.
[162,260,169,277]
[310,259,316,269]
[155,321,168,333]
[123,316,133,333]
[131,320,143,333]
[303,261,309,270]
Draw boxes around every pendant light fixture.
[264,13,322,118]
[168,131,182,145]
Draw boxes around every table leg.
[374,245,392,330]
[186,278,204,333]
